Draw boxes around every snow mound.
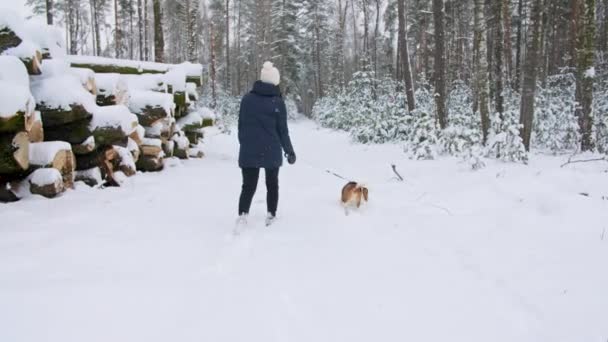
[91,105,138,134]
[94,73,127,96]
[200,107,217,120]
[186,82,199,100]
[172,133,190,149]
[69,67,95,83]
[2,40,40,59]
[39,59,70,77]
[29,141,72,166]
[123,74,167,92]
[29,168,62,186]
[67,55,170,73]
[177,111,203,129]
[0,55,29,86]
[129,90,175,114]
[173,61,203,77]
[22,19,66,58]
[0,9,27,38]
[0,82,34,118]
[30,75,97,112]
[164,68,187,92]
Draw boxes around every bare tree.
[398,0,415,112]
[473,0,490,143]
[493,0,505,118]
[520,0,544,150]
[574,0,596,151]
[225,0,231,93]
[210,21,218,109]
[138,0,143,60]
[46,0,54,24]
[433,0,448,128]
[153,0,164,62]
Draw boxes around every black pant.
[238,168,279,216]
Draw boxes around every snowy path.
[1,120,608,342]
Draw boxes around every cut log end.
[0,132,30,174]
[136,155,164,172]
[28,114,44,143]
[29,168,65,198]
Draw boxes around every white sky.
[0,0,34,17]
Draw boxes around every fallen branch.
[560,157,607,168]
[391,164,404,181]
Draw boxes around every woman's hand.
[285,152,296,165]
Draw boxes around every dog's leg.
[342,203,350,216]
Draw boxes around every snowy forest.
[2,1,608,340]
[22,0,608,163]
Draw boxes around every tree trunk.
[153,0,165,63]
[46,0,54,25]
[314,4,324,98]
[433,0,448,128]
[144,0,149,60]
[138,0,144,60]
[209,21,217,109]
[575,0,596,151]
[115,0,121,58]
[129,0,134,60]
[373,0,380,75]
[69,0,78,55]
[515,0,523,89]
[90,0,96,55]
[351,0,359,70]
[519,0,544,151]
[474,0,490,144]
[398,0,416,112]
[503,0,513,86]
[226,0,231,94]
[494,0,505,118]
[236,0,243,93]
[362,0,370,57]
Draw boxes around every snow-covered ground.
[1,119,607,342]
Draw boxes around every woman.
[237,61,296,226]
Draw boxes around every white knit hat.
[260,61,280,86]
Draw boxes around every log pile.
[0,12,208,202]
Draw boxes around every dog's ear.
[362,187,369,201]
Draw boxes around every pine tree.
[473,0,490,144]
[519,0,544,151]
[433,0,448,128]
[574,0,596,151]
[270,0,301,93]
[153,0,164,62]
[398,0,416,112]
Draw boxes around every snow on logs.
[29,168,64,198]
[0,12,207,201]
[128,90,175,126]
[95,73,129,106]
[0,13,43,75]
[29,141,75,189]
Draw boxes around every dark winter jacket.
[238,81,295,169]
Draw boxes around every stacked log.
[29,141,75,189]
[70,67,97,95]
[137,138,164,172]
[29,168,64,198]
[0,79,35,177]
[186,82,199,102]
[95,73,129,106]
[1,13,209,202]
